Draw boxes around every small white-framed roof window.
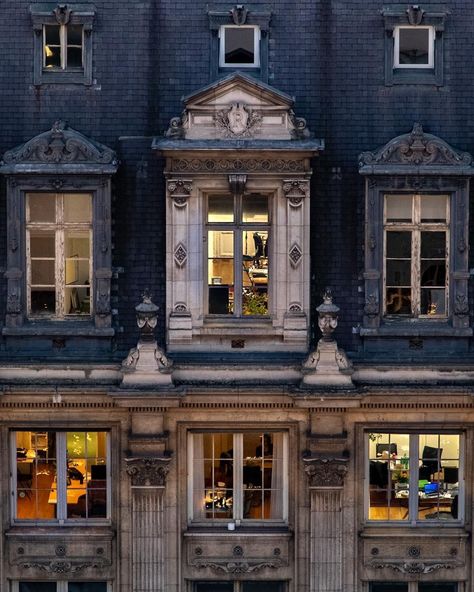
[219,25,260,68]
[394,26,435,69]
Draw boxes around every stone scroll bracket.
[125,456,172,488]
[303,454,350,489]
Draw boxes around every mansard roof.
[0,120,118,175]
[359,123,474,176]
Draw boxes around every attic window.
[219,25,260,67]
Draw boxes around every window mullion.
[234,434,243,520]
[234,229,243,316]
[412,229,420,316]
[61,24,67,69]
[56,432,67,522]
[408,434,419,523]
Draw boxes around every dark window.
[222,27,256,65]
[20,585,57,592]
[397,27,431,65]
[68,584,107,592]
[370,585,408,592]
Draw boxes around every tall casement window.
[382,7,447,86]
[207,194,269,316]
[367,432,462,523]
[14,583,108,592]
[219,25,260,68]
[359,124,473,344]
[13,430,109,522]
[27,192,92,318]
[0,121,118,336]
[384,194,449,317]
[189,432,288,522]
[194,583,285,592]
[31,4,95,85]
[369,584,458,592]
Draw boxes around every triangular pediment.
[164,73,312,142]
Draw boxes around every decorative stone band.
[12,557,112,574]
[303,455,349,488]
[366,559,463,575]
[125,456,172,488]
[190,558,284,575]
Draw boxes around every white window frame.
[12,583,111,592]
[187,431,288,524]
[383,193,450,318]
[26,192,93,320]
[365,431,464,525]
[11,430,110,524]
[218,25,261,68]
[42,23,84,71]
[393,25,435,69]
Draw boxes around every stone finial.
[135,291,159,343]
[316,288,339,342]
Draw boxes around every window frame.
[42,23,84,72]
[368,583,459,592]
[393,25,435,69]
[11,429,111,525]
[206,192,270,318]
[383,193,450,319]
[31,4,95,86]
[12,583,110,592]
[187,431,289,525]
[218,25,261,69]
[365,430,464,526]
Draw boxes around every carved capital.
[364,293,379,318]
[303,455,349,488]
[125,456,172,487]
[282,179,309,206]
[168,179,192,207]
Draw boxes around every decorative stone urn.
[301,289,354,387]
[121,292,173,387]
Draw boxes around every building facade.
[1,2,474,592]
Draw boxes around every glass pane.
[224,27,255,64]
[420,288,446,316]
[243,194,269,222]
[399,27,430,65]
[369,585,408,592]
[421,231,446,258]
[65,287,90,314]
[195,584,233,592]
[67,24,83,45]
[31,260,55,285]
[67,46,82,68]
[421,194,448,222]
[67,432,107,519]
[16,431,56,520]
[243,230,268,315]
[31,289,56,314]
[386,288,411,315]
[368,433,409,522]
[195,433,233,520]
[386,260,410,286]
[64,194,92,222]
[419,585,457,592]
[44,25,61,68]
[27,193,56,222]
[30,233,55,258]
[385,194,413,222]
[421,261,446,287]
[386,231,411,258]
[68,585,107,592]
[208,196,234,222]
[243,584,283,592]
[208,230,234,314]
[20,584,57,592]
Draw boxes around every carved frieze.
[191,558,283,574]
[303,455,349,487]
[2,120,118,167]
[282,179,309,207]
[125,456,171,487]
[359,123,473,168]
[367,559,462,574]
[171,158,306,174]
[14,557,111,574]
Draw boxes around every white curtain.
[192,434,205,519]
[270,433,284,518]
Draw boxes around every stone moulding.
[1,120,118,170]
[170,157,307,174]
[125,456,172,487]
[367,559,463,574]
[190,558,284,574]
[13,557,111,574]
[303,455,349,487]
[359,123,473,171]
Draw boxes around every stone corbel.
[168,179,192,207]
[228,174,247,197]
[125,456,172,487]
[282,179,309,207]
[303,454,349,488]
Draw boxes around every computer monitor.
[376,443,398,456]
[91,464,107,480]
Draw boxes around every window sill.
[361,321,472,338]
[3,322,114,338]
[185,523,291,535]
[7,521,113,533]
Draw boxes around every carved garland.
[367,559,462,574]
[303,456,349,487]
[171,158,307,174]
[125,456,171,487]
[191,558,283,575]
[14,557,111,574]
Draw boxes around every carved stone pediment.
[303,454,349,487]
[1,120,118,173]
[125,456,172,487]
[359,123,473,171]
[161,72,313,142]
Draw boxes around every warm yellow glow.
[45,45,53,57]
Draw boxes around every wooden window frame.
[218,25,261,68]
[393,26,435,69]
[42,23,84,72]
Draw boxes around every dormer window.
[394,26,434,69]
[43,23,84,71]
[219,25,260,68]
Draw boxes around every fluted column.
[303,456,349,592]
[125,457,171,592]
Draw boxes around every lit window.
[219,26,260,68]
[207,194,269,316]
[43,24,83,71]
[26,193,92,318]
[394,26,435,68]
[189,432,287,522]
[13,431,109,522]
[367,432,462,523]
[384,194,448,318]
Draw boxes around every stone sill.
[360,526,468,537]
[6,524,114,537]
[184,526,291,536]
[360,322,472,338]
[3,324,115,338]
